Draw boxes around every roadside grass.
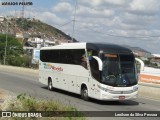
[0,93,85,120]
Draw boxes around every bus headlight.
[133,85,138,92]
[97,85,108,92]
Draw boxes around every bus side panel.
[76,77,90,94]
[67,76,90,95]
[39,70,48,85]
[58,74,68,91]
[88,78,101,99]
[67,75,77,93]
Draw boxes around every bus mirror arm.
[92,56,103,71]
[135,58,144,71]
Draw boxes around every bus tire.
[81,87,89,101]
[48,79,53,91]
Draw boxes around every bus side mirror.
[92,56,103,71]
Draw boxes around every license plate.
[119,96,125,100]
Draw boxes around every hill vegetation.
[0,34,30,66]
[0,17,77,42]
[0,17,77,67]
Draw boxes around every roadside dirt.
[0,90,6,106]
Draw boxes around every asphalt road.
[0,68,160,120]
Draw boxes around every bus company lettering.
[51,66,63,71]
[43,63,63,71]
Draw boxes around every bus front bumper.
[100,91,138,101]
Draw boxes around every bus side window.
[81,54,88,69]
[89,58,101,81]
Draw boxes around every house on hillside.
[150,54,160,67]
[15,32,23,38]
[0,16,4,22]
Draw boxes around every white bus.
[39,43,139,101]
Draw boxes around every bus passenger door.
[89,56,102,98]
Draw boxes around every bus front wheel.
[81,87,89,101]
[48,80,53,91]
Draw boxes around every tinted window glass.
[40,49,86,66]
[40,50,60,63]
[101,54,137,87]
[89,59,101,81]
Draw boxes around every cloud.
[104,0,125,6]
[76,5,114,17]
[122,12,157,27]
[25,10,65,25]
[129,0,160,15]
[1,0,160,53]
[52,2,73,13]
[80,0,103,7]
[41,1,160,53]
[80,0,126,7]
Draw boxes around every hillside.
[125,46,153,58]
[0,17,77,42]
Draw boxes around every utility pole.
[72,0,78,42]
[21,0,25,18]
[4,20,8,65]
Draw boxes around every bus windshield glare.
[101,54,137,87]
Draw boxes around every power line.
[73,24,159,41]
[78,25,160,39]
[57,20,73,28]
[73,20,160,39]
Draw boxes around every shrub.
[1,94,85,120]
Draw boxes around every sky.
[0,0,160,54]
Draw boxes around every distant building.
[32,49,40,64]
[15,32,23,38]
[150,54,160,67]
[26,37,55,49]
[0,16,4,22]
[44,40,55,47]
[28,37,43,44]
[23,37,56,66]
[6,16,15,20]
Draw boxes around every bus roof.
[87,43,132,54]
[41,42,132,54]
[41,42,86,50]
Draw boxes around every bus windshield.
[101,54,137,87]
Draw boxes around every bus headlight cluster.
[97,85,108,92]
[133,85,138,92]
[97,85,138,94]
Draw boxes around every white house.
[0,16,4,22]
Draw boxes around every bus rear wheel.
[48,80,53,91]
[81,87,89,101]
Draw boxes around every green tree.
[0,34,23,64]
